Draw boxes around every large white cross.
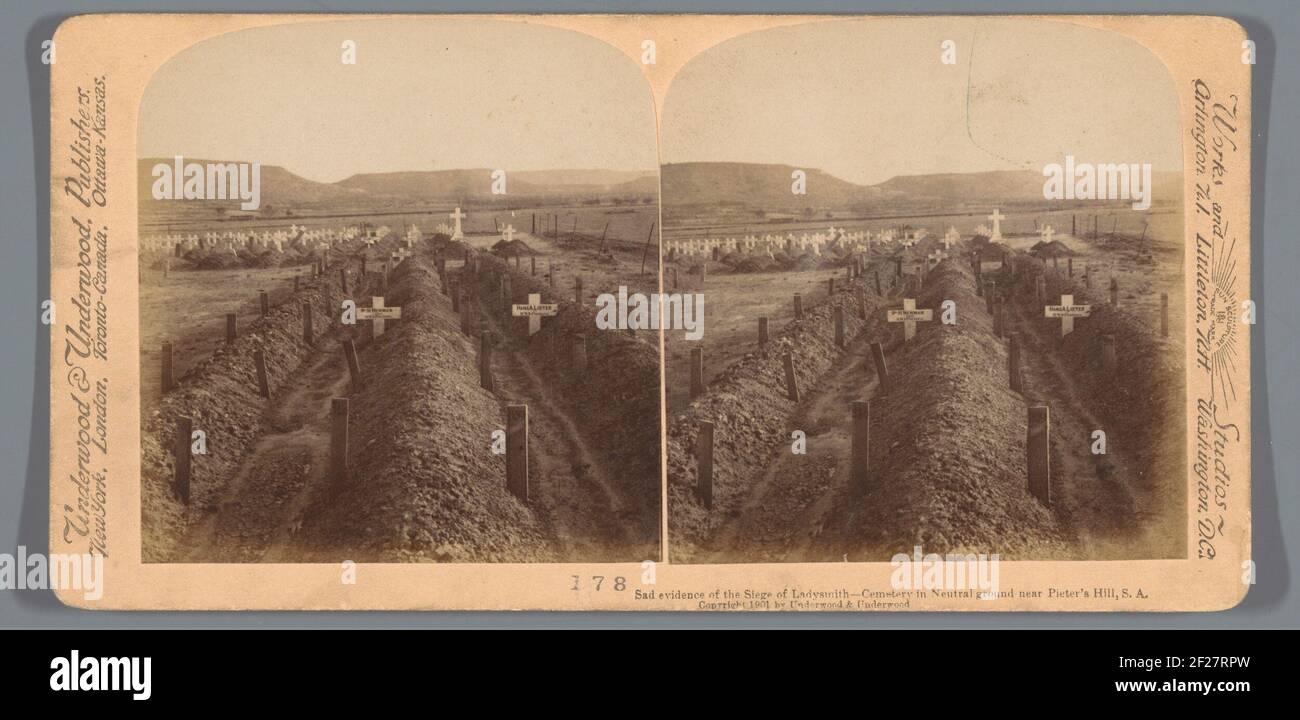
[887,298,933,341]
[390,248,412,265]
[357,296,402,335]
[1044,294,1091,336]
[1040,225,1055,244]
[987,209,1005,240]
[511,293,558,335]
[503,224,516,243]
[449,207,466,239]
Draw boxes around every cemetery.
[668,207,1184,563]
[141,211,661,563]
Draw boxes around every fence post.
[783,350,800,402]
[254,349,270,398]
[696,420,714,510]
[174,416,193,504]
[506,404,529,501]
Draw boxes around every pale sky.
[662,17,1183,186]
[140,19,658,183]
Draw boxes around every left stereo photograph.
[130,19,664,565]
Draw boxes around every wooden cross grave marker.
[987,208,1005,239]
[449,207,467,239]
[390,248,412,265]
[511,293,559,336]
[502,224,516,243]
[357,296,402,336]
[1044,294,1091,336]
[887,298,933,341]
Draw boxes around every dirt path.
[1008,302,1157,559]
[705,332,883,563]
[170,334,354,563]
[482,316,656,562]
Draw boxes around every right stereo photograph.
[662,17,1187,564]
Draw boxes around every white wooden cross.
[390,248,412,266]
[1040,225,1055,244]
[927,250,947,269]
[357,296,402,335]
[887,298,933,341]
[1044,294,1091,336]
[449,207,467,239]
[987,208,1005,240]
[511,293,559,336]
[944,226,959,250]
[502,224,516,243]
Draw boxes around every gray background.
[2,0,1294,629]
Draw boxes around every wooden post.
[993,296,1004,338]
[302,301,313,344]
[599,222,610,253]
[1009,333,1022,393]
[1067,257,1073,277]
[851,400,870,491]
[571,335,587,373]
[259,290,269,317]
[1027,405,1050,505]
[343,338,362,389]
[161,341,174,394]
[506,404,529,501]
[294,275,300,292]
[480,331,495,391]
[574,277,583,304]
[690,347,705,399]
[874,270,882,296]
[460,296,473,336]
[531,214,536,235]
[696,420,714,510]
[985,281,995,314]
[330,398,349,485]
[253,349,270,398]
[1109,277,1119,306]
[1101,335,1117,374]
[1161,293,1169,337]
[226,313,237,343]
[174,416,192,504]
[793,293,804,320]
[531,256,536,276]
[856,287,867,320]
[782,350,800,402]
[451,283,461,313]
[340,267,349,294]
[834,305,845,348]
[640,221,656,276]
[870,342,888,394]
[758,317,769,346]
[828,277,836,295]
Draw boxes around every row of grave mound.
[460,248,664,553]
[140,232,398,562]
[810,257,1071,560]
[669,247,856,275]
[665,254,901,561]
[147,247,330,272]
[1007,255,1186,546]
[290,240,558,563]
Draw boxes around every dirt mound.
[731,255,781,273]
[813,260,1068,558]
[666,273,886,560]
[294,251,557,562]
[459,251,663,552]
[141,239,372,562]
[491,238,534,257]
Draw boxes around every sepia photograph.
[134,18,663,563]
[662,18,1188,563]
